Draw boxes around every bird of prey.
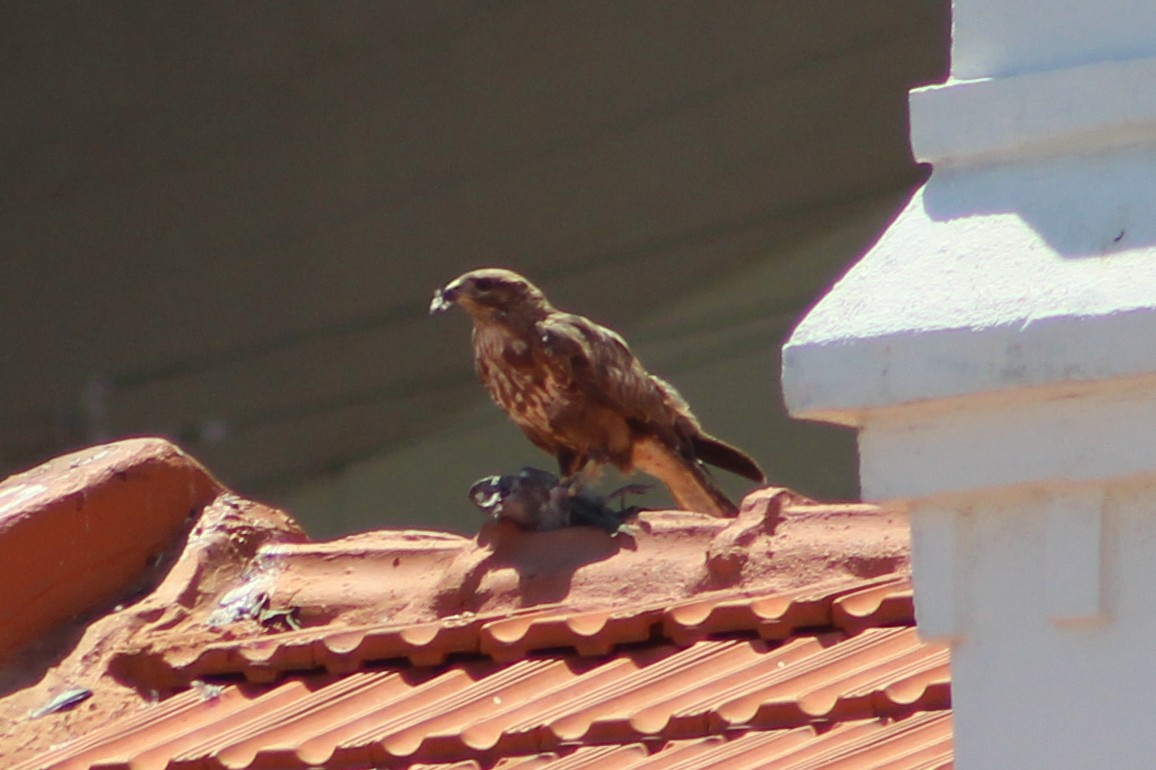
[430,268,765,516]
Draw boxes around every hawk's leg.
[556,448,584,479]
[556,450,605,497]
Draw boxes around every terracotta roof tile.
[141,575,913,686]
[0,439,949,769]
[21,595,948,769]
[0,439,226,660]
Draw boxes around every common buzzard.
[430,268,765,516]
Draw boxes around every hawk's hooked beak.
[429,285,459,315]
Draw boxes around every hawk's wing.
[539,313,697,435]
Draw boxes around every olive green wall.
[1,3,948,535]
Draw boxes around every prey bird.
[430,268,765,516]
[468,467,642,535]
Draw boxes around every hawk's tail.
[691,433,765,483]
[631,436,739,517]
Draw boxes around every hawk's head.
[429,268,552,321]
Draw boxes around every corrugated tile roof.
[146,575,912,682]
[395,710,952,770]
[19,577,948,770]
[1,439,950,769]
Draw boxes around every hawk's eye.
[473,277,496,292]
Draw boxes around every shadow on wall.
[923,143,1156,259]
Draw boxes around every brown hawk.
[430,268,765,516]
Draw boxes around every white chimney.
[782,2,1156,768]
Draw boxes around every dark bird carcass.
[430,268,765,516]
[468,467,641,535]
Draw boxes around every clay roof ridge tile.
[607,737,704,770]
[836,643,950,702]
[466,579,876,663]
[393,657,601,761]
[546,638,769,745]
[771,718,905,770]
[670,591,813,647]
[792,574,906,604]
[658,727,822,769]
[878,660,952,715]
[849,711,954,770]
[831,578,915,634]
[66,679,320,770]
[7,688,211,770]
[661,578,874,645]
[275,617,489,671]
[779,711,953,770]
[162,627,327,681]
[856,672,947,719]
[795,652,948,722]
[777,627,917,713]
[481,611,606,659]
[545,743,650,769]
[276,667,491,767]
[329,661,548,757]
[711,627,914,729]
[460,651,670,752]
[567,607,661,655]
[480,605,667,660]
[234,636,316,679]
[275,669,481,767]
[579,639,774,740]
[169,673,387,768]
[615,735,729,770]
[172,606,599,682]
[386,657,594,760]
[159,573,916,684]
[217,676,418,769]
[401,618,488,666]
[813,628,933,690]
[627,636,840,736]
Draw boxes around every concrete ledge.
[783,155,1156,425]
[784,312,1156,424]
[858,379,1156,501]
[912,54,1156,167]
